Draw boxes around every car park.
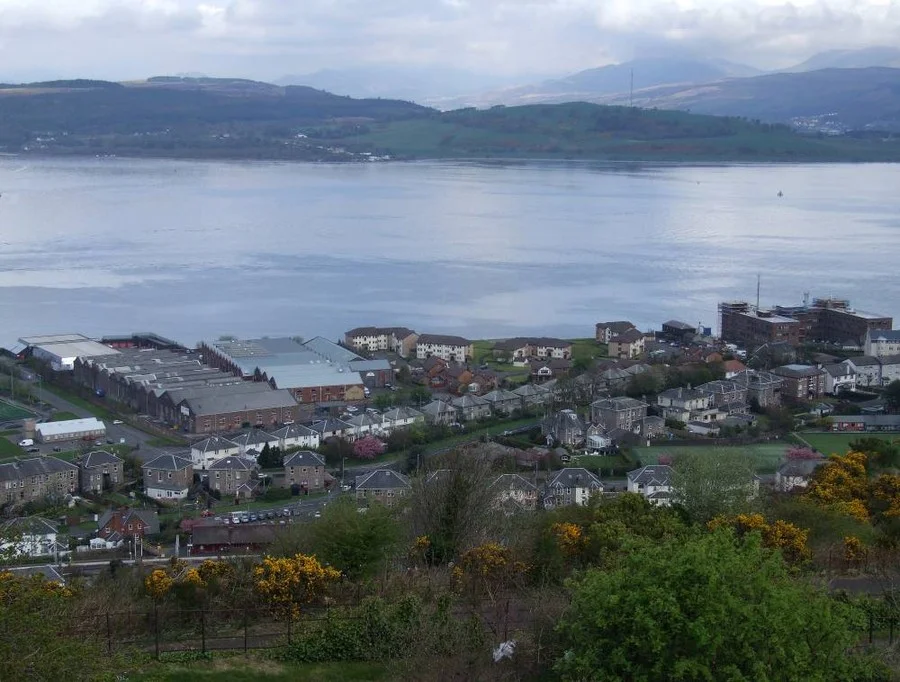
[240,515,250,523]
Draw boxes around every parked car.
[27,447,39,454]
[52,446,61,452]
[112,420,123,425]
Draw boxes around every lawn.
[133,658,388,681]
[0,438,23,457]
[570,338,607,363]
[794,432,900,456]
[43,385,117,420]
[50,411,79,422]
[632,442,792,474]
[0,399,34,421]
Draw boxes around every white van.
[18,438,33,447]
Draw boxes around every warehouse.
[19,333,119,371]
[35,417,106,443]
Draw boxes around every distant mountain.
[599,67,900,131]
[788,47,900,72]
[276,67,537,105]
[436,57,761,109]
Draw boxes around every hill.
[0,78,897,162]
[436,57,761,110]
[787,46,900,72]
[599,67,900,132]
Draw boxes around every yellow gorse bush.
[253,553,341,618]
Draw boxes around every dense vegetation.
[1,77,898,161]
[3,437,900,681]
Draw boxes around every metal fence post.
[869,612,874,644]
[287,615,292,646]
[106,612,112,655]
[890,617,895,646]
[201,610,206,654]
[244,609,249,652]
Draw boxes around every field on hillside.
[633,442,791,473]
[795,432,900,456]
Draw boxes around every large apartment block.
[344,327,418,358]
[720,297,891,350]
[415,334,473,362]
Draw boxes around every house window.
[167,472,172,479]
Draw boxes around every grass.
[0,438,23,457]
[49,411,79,422]
[632,442,792,474]
[422,418,539,455]
[570,338,607,363]
[42,384,117,420]
[0,399,34,421]
[146,435,187,447]
[794,432,900,456]
[133,657,388,681]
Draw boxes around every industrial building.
[35,417,106,443]
[200,336,391,403]
[18,333,119,371]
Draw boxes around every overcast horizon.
[0,0,898,84]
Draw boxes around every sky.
[0,0,898,83]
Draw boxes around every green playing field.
[0,399,34,421]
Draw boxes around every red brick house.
[97,509,160,540]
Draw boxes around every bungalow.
[283,451,327,492]
[490,474,539,511]
[0,517,63,559]
[380,406,425,430]
[309,418,355,441]
[544,468,603,508]
[608,328,646,359]
[98,509,160,541]
[451,394,492,421]
[542,409,587,447]
[143,454,194,501]
[421,400,458,425]
[207,457,259,500]
[481,389,522,416]
[231,428,280,457]
[823,363,857,395]
[775,458,825,492]
[626,465,674,506]
[77,450,124,494]
[189,435,241,470]
[530,358,571,382]
[512,383,551,408]
[272,423,321,451]
[355,469,411,508]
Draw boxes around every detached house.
[481,389,523,416]
[98,509,160,541]
[207,457,259,500]
[355,469,411,508]
[591,397,648,432]
[0,517,62,559]
[490,474,539,511]
[530,358,571,382]
[416,334,473,362]
[627,465,674,506]
[775,458,825,492]
[380,406,425,430]
[421,400,458,425]
[143,454,194,501]
[542,409,587,447]
[78,450,124,494]
[544,468,603,508]
[656,388,714,424]
[513,383,551,408]
[283,451,326,492]
[451,394,492,421]
[823,363,856,395]
[190,435,241,470]
[608,328,646,359]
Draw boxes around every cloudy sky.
[0,0,897,82]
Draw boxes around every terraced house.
[0,456,78,505]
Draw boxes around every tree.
[554,531,879,682]
[352,435,386,460]
[309,497,399,580]
[670,450,757,522]
[373,393,393,410]
[258,443,283,469]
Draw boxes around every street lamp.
[341,457,347,488]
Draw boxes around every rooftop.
[417,334,471,346]
[180,389,297,417]
[547,467,603,489]
[0,456,78,482]
[356,469,411,490]
[627,464,673,486]
[80,450,123,468]
[208,457,257,471]
[35,417,105,437]
[19,333,120,360]
[144,454,193,471]
[869,329,900,342]
[284,451,326,468]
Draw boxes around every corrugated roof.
[36,418,105,437]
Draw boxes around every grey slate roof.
[97,508,160,535]
[0,456,78,482]
[144,454,193,471]
[272,424,317,440]
[417,334,471,346]
[382,406,424,421]
[513,383,550,397]
[208,456,258,471]
[309,418,353,435]
[0,516,58,536]
[451,394,489,408]
[845,356,881,367]
[547,468,603,489]
[283,451,326,468]
[658,387,709,402]
[421,400,456,416]
[592,397,648,411]
[662,320,695,330]
[80,450,123,468]
[6,565,65,583]
[610,328,645,344]
[868,329,900,342]
[596,321,635,334]
[355,469,411,490]
[231,428,279,448]
[627,465,673,487]
[180,388,297,417]
[482,389,521,403]
[824,363,855,378]
[491,473,537,492]
[772,364,825,379]
[191,435,240,453]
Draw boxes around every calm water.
[0,157,898,348]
